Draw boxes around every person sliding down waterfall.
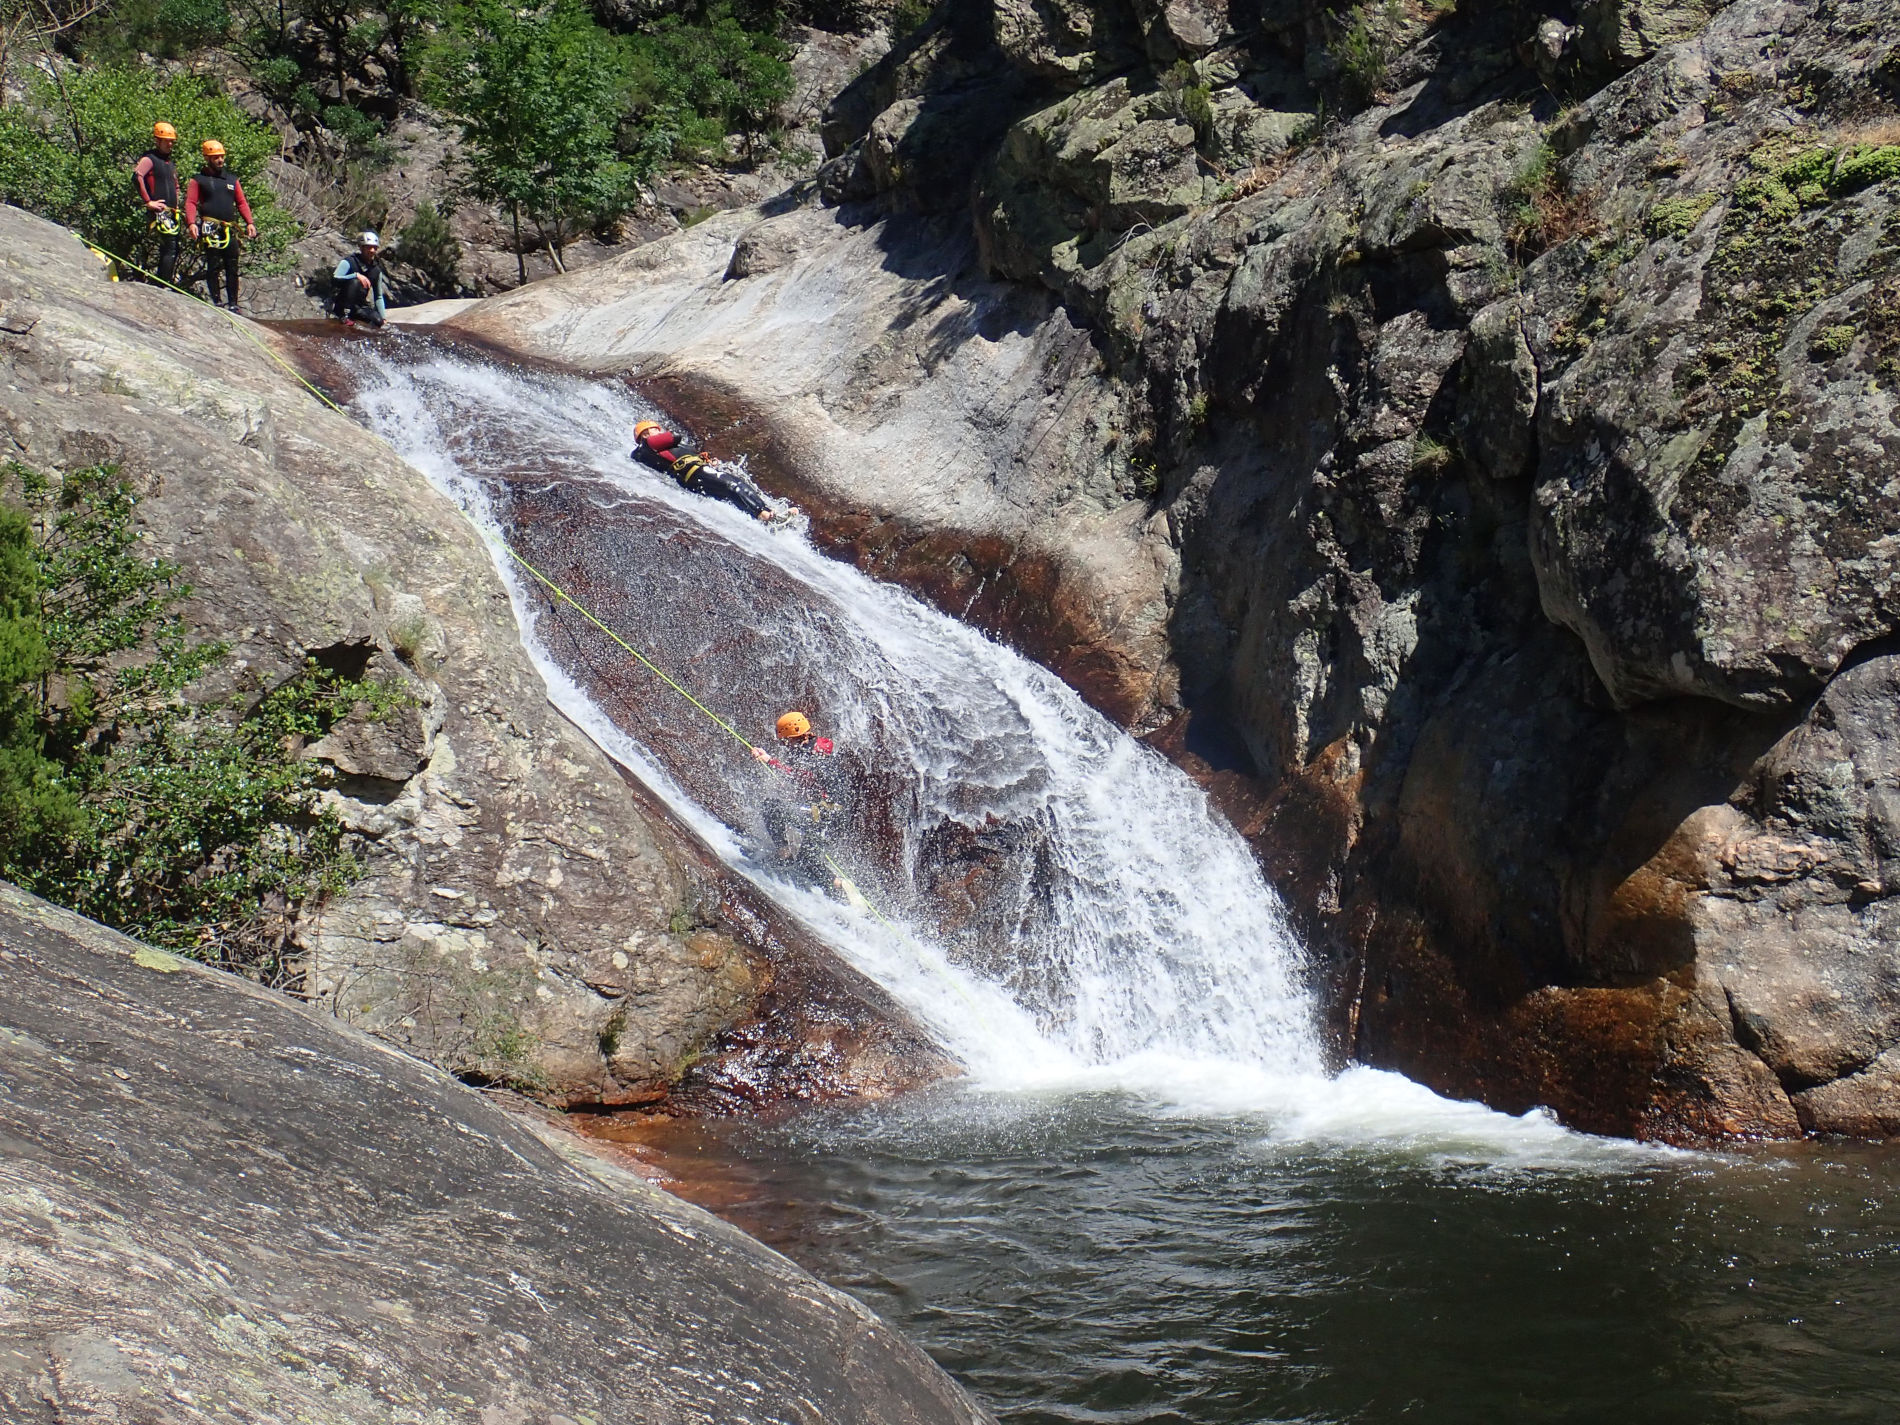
[750,711,850,895]
[631,420,779,521]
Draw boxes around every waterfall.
[338,335,1606,1150]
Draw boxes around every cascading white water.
[338,335,1620,1153]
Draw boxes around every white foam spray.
[342,338,1641,1163]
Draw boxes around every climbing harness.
[198,217,234,250]
[150,207,181,237]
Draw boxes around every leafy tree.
[224,0,441,119]
[0,463,400,984]
[622,3,792,162]
[71,0,232,62]
[0,63,295,274]
[425,0,634,279]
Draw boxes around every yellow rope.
[493,542,760,754]
[84,237,360,417]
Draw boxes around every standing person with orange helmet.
[751,711,847,886]
[631,419,778,521]
[132,122,182,283]
[184,139,257,311]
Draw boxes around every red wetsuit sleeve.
[184,178,200,226]
[647,430,678,453]
[233,179,253,225]
[134,157,158,204]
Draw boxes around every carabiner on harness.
[150,207,181,237]
[199,217,234,250]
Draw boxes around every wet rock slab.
[0,881,992,1425]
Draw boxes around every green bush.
[887,0,931,38]
[1328,0,1402,109]
[78,0,233,59]
[0,463,399,983]
[1160,60,1214,146]
[622,3,793,162]
[1833,144,1900,193]
[394,200,462,293]
[0,64,295,272]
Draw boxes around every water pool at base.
[615,1091,1900,1425]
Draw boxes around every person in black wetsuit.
[132,122,181,284]
[750,711,848,888]
[330,231,387,327]
[631,419,776,521]
[185,140,256,310]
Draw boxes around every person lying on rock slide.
[631,419,778,521]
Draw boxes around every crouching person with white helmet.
[330,231,387,328]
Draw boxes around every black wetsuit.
[759,739,847,887]
[331,250,387,326]
[188,169,248,307]
[631,435,772,519]
[133,149,180,283]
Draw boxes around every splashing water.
[338,334,1613,1155]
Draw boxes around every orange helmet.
[153,121,177,141]
[201,139,226,158]
[775,711,811,740]
[634,420,661,438]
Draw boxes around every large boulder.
[0,881,992,1425]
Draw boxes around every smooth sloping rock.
[0,880,992,1425]
[0,202,937,1106]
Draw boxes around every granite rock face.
[445,0,1900,1137]
[0,202,943,1108]
[0,881,992,1425]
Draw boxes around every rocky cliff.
[0,880,990,1424]
[0,201,946,1110]
[444,0,1900,1139]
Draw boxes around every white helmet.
[360,230,380,247]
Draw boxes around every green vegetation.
[0,64,293,269]
[1328,0,1403,109]
[621,3,794,165]
[1734,137,1900,222]
[394,199,462,293]
[1808,323,1857,359]
[1501,138,1596,258]
[1646,192,1718,239]
[1411,433,1455,474]
[424,0,633,278]
[0,463,403,985]
[887,0,931,40]
[1161,60,1215,147]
